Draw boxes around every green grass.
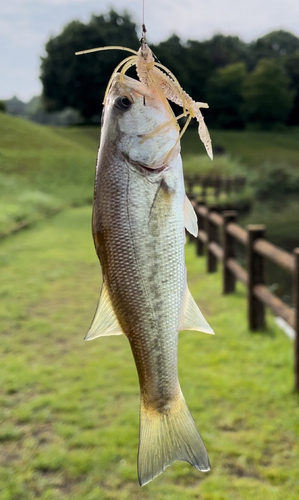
[0,114,97,236]
[0,206,298,499]
[181,127,299,169]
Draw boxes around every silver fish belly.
[86,74,213,485]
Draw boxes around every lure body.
[76,39,213,159]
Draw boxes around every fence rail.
[185,174,246,202]
[191,201,299,392]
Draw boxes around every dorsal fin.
[180,286,214,334]
[85,281,123,340]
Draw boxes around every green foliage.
[40,9,139,120]
[252,30,299,61]
[0,208,298,498]
[0,100,6,112]
[4,96,25,115]
[152,34,248,104]
[284,52,299,125]
[251,161,299,200]
[242,59,294,127]
[183,154,244,176]
[152,36,211,107]
[182,40,212,103]
[152,35,188,86]
[207,63,247,129]
[202,34,252,69]
[39,13,299,130]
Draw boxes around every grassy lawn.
[0,207,298,499]
[182,128,299,169]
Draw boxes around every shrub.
[252,161,299,200]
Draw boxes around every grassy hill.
[0,113,98,237]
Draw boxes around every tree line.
[40,9,299,129]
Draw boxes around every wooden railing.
[191,202,299,392]
[185,174,246,202]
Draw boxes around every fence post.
[293,248,299,392]
[248,225,266,330]
[206,208,219,273]
[223,211,237,294]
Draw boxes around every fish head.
[101,74,180,170]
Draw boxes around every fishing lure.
[76,29,213,160]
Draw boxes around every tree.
[203,35,252,70]
[40,9,139,120]
[206,63,247,129]
[284,52,299,125]
[151,35,188,87]
[183,40,212,104]
[251,30,299,61]
[151,36,212,121]
[4,96,26,116]
[243,59,294,128]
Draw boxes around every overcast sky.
[1,0,299,102]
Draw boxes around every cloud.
[0,19,43,49]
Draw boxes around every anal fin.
[85,280,123,340]
[180,286,214,334]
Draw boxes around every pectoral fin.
[149,179,172,236]
[184,195,198,237]
[85,280,123,340]
[180,286,214,334]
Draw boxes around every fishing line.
[142,0,147,40]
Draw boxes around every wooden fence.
[191,202,299,393]
[185,174,246,202]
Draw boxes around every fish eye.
[114,96,132,111]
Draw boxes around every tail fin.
[138,392,210,486]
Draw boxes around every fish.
[85,72,214,486]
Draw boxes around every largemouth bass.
[86,73,214,486]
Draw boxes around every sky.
[1,0,299,102]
